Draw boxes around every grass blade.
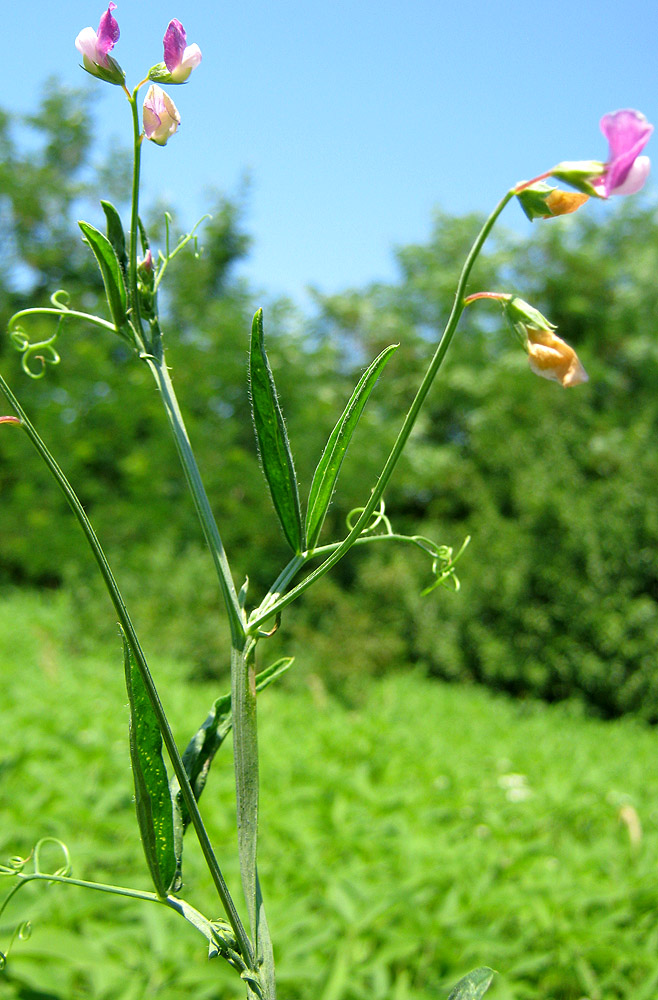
[306,344,398,549]
[249,308,304,553]
[447,967,495,1000]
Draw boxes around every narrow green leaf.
[123,634,179,896]
[447,967,495,1000]
[249,309,304,553]
[78,220,129,335]
[170,657,294,835]
[100,200,128,277]
[306,343,398,549]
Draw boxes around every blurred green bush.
[1,85,658,717]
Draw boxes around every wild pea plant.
[0,6,653,999]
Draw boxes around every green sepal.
[516,182,555,221]
[148,62,175,84]
[100,200,128,278]
[447,967,495,1000]
[78,220,131,341]
[550,160,604,196]
[170,656,294,835]
[306,343,398,549]
[122,632,180,897]
[503,296,555,346]
[79,54,125,86]
[249,309,304,553]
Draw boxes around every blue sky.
[5,1,658,305]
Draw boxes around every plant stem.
[0,374,254,969]
[248,188,515,632]
[128,92,145,335]
[146,358,245,646]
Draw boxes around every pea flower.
[143,85,181,146]
[148,19,202,84]
[552,109,653,198]
[593,109,653,197]
[75,3,125,86]
[504,297,588,388]
[525,327,589,387]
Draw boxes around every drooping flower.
[148,19,202,84]
[75,3,125,85]
[516,182,589,221]
[504,297,588,387]
[526,327,589,387]
[143,86,181,145]
[593,109,653,197]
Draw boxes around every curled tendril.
[0,839,72,972]
[7,289,71,379]
[33,837,72,879]
[10,316,64,379]
[418,534,470,595]
[346,498,393,536]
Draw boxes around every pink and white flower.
[143,86,181,146]
[75,3,124,85]
[162,19,202,83]
[592,109,653,197]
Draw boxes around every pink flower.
[593,109,653,197]
[163,19,202,83]
[75,3,124,85]
[143,86,181,146]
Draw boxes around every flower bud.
[503,297,588,388]
[148,19,202,84]
[143,86,181,146]
[75,3,125,86]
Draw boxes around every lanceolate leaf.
[123,634,179,897]
[170,657,294,834]
[249,309,304,553]
[78,220,130,339]
[306,343,398,549]
[447,967,495,1000]
[101,200,128,278]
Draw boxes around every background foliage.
[2,591,658,1000]
[1,84,658,721]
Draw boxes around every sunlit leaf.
[123,633,179,896]
[78,221,131,340]
[306,343,398,549]
[249,308,304,552]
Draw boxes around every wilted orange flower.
[526,327,588,387]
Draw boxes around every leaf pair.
[249,309,397,554]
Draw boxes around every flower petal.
[96,2,120,60]
[599,109,653,196]
[164,19,187,72]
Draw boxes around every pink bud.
[162,19,202,83]
[143,86,181,146]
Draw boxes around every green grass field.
[2,588,658,1000]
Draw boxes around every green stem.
[128,92,145,336]
[0,374,254,969]
[145,358,245,646]
[248,188,515,632]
